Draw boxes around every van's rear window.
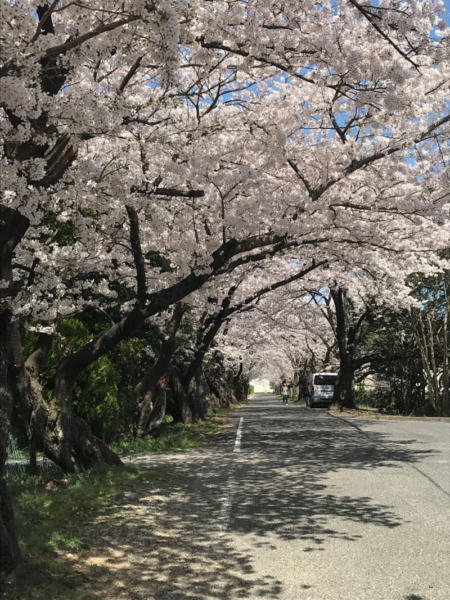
[314,375,337,386]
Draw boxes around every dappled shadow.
[57,395,440,599]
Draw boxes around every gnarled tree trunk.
[233,362,248,403]
[0,313,23,576]
[0,208,30,575]
[332,359,356,410]
[168,367,193,424]
[330,287,372,410]
[134,304,187,437]
[17,334,123,473]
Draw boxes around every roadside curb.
[327,411,450,423]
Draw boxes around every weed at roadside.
[112,401,247,455]
[4,465,165,599]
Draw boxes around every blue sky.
[443,0,450,24]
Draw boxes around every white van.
[307,372,338,408]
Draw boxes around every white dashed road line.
[234,417,244,452]
[218,417,244,534]
[218,479,235,534]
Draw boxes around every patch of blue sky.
[442,0,450,24]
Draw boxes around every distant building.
[250,379,272,393]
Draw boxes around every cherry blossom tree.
[220,280,337,398]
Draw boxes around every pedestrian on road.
[281,381,289,404]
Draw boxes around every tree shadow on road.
[61,399,439,599]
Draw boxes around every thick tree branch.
[43,16,140,59]
[25,333,54,378]
[311,112,450,200]
[131,185,205,198]
[346,0,419,69]
[30,2,60,43]
[119,55,143,93]
[56,232,289,383]
[125,206,147,305]
[183,259,327,385]
[288,159,314,195]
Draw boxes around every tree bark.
[331,288,357,410]
[442,283,449,417]
[0,313,23,576]
[168,367,193,424]
[16,333,123,473]
[333,360,356,409]
[233,362,248,402]
[135,304,187,437]
[0,208,30,575]
[411,310,440,415]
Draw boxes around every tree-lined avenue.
[120,394,450,600]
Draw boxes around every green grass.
[9,465,163,557]
[4,402,247,598]
[290,396,306,406]
[356,404,379,412]
[111,420,222,454]
[111,402,247,455]
[5,465,166,599]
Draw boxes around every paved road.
[124,394,450,600]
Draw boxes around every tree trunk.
[187,370,209,422]
[26,374,123,472]
[331,288,356,410]
[411,310,440,415]
[204,354,237,410]
[141,387,167,438]
[0,477,21,577]
[0,313,22,576]
[168,368,193,424]
[333,361,356,410]
[233,363,248,402]
[136,381,168,438]
[403,371,414,416]
[16,339,123,473]
[441,283,449,417]
[0,208,31,575]
[135,304,187,436]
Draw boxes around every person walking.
[281,381,289,404]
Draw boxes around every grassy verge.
[5,465,165,600]
[4,401,247,598]
[328,404,380,414]
[111,401,248,455]
[290,396,307,406]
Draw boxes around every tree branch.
[346,0,419,69]
[119,55,143,93]
[30,1,61,44]
[43,16,140,58]
[125,205,147,305]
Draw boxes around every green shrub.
[111,418,223,454]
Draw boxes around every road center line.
[234,417,244,452]
[218,417,244,534]
[218,480,234,534]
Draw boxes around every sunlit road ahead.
[123,393,450,600]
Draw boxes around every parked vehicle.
[307,373,338,408]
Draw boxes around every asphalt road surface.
[127,393,450,600]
